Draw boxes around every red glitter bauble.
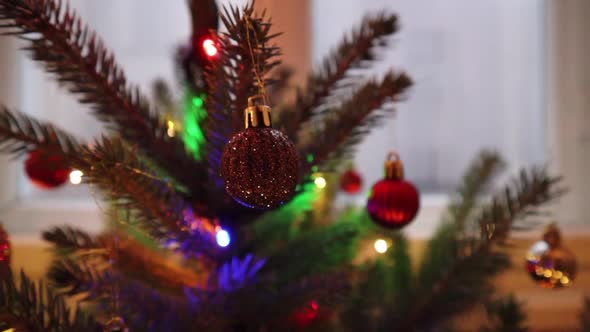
[25,150,71,189]
[221,127,299,210]
[340,169,363,194]
[367,151,419,229]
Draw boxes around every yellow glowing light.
[553,270,563,279]
[69,170,83,185]
[543,269,553,278]
[2,329,15,332]
[560,276,570,285]
[314,176,327,189]
[167,120,176,137]
[374,239,388,254]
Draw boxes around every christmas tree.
[0,0,568,331]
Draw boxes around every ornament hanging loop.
[543,222,562,248]
[385,151,404,180]
[245,94,272,128]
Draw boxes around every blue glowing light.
[216,229,231,247]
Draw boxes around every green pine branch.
[0,107,217,257]
[42,226,101,254]
[0,0,209,195]
[0,270,102,332]
[299,71,412,173]
[0,106,82,158]
[481,295,528,332]
[277,14,400,143]
[78,137,219,259]
[399,166,563,331]
[262,221,363,283]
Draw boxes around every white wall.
[313,0,546,193]
[547,0,590,228]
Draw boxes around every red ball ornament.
[25,149,71,189]
[340,168,363,194]
[289,300,319,328]
[0,224,10,265]
[367,151,419,229]
[221,96,299,210]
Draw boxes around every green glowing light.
[306,154,314,163]
[182,92,207,160]
[312,166,319,173]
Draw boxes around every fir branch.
[0,0,208,194]
[299,71,412,173]
[400,166,564,331]
[0,270,102,332]
[0,105,218,258]
[47,256,107,299]
[205,3,281,192]
[42,226,101,253]
[78,137,219,259]
[418,151,504,292]
[480,295,528,332]
[263,221,363,283]
[277,14,400,142]
[341,232,412,331]
[0,106,82,157]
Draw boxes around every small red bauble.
[0,225,10,265]
[367,151,419,229]
[25,149,71,189]
[289,300,319,328]
[340,168,362,194]
[221,96,299,210]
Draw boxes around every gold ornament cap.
[244,95,272,129]
[385,151,404,180]
[543,222,562,248]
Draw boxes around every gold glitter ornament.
[221,95,299,210]
[525,223,577,289]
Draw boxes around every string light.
[167,120,176,137]
[216,229,231,247]
[69,170,83,185]
[203,38,218,57]
[374,239,388,253]
[314,176,326,189]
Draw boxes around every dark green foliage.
[0,0,208,194]
[263,221,364,283]
[0,270,102,332]
[0,106,82,158]
[79,137,220,258]
[298,71,413,173]
[43,226,101,254]
[277,14,400,143]
[481,295,528,332]
[340,232,412,332]
[396,166,563,331]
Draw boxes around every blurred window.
[313,0,546,192]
